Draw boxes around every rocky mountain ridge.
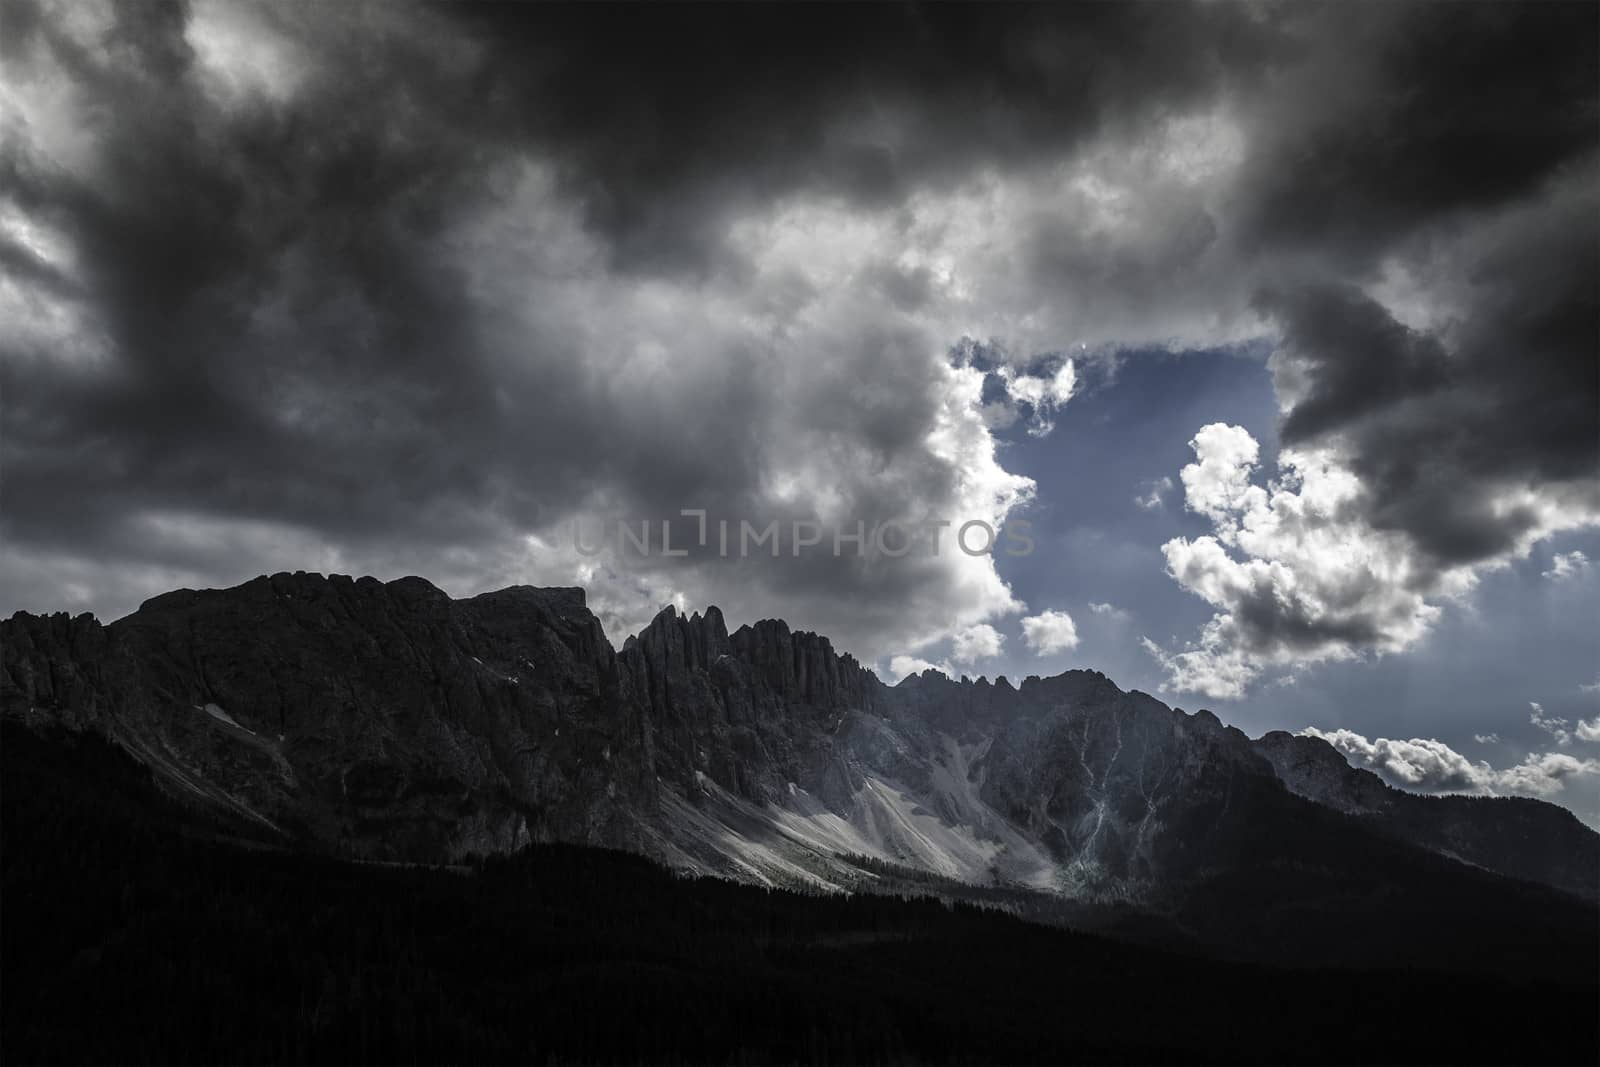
[5,572,1596,918]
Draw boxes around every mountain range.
[6,571,1596,974]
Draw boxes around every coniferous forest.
[3,723,1595,1065]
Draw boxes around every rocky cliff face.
[4,574,652,859]
[5,573,1596,907]
[617,607,879,806]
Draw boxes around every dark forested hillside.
[3,723,1596,1066]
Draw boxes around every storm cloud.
[1,1,1594,679]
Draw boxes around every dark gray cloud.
[1235,3,1598,262]
[1263,175,1599,569]
[0,0,1594,679]
[444,2,1282,274]
[1230,1,1599,586]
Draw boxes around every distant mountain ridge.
[5,571,1596,965]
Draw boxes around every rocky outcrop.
[616,607,882,805]
[3,610,125,732]
[1254,730,1395,814]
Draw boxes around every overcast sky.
[2,1,1597,821]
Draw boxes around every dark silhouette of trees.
[3,723,1595,1065]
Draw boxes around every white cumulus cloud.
[997,359,1077,437]
[886,654,952,682]
[1529,702,1573,747]
[1302,726,1600,800]
[1543,550,1591,581]
[1134,476,1174,511]
[1021,610,1080,655]
[949,623,1005,665]
[1144,423,1572,699]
